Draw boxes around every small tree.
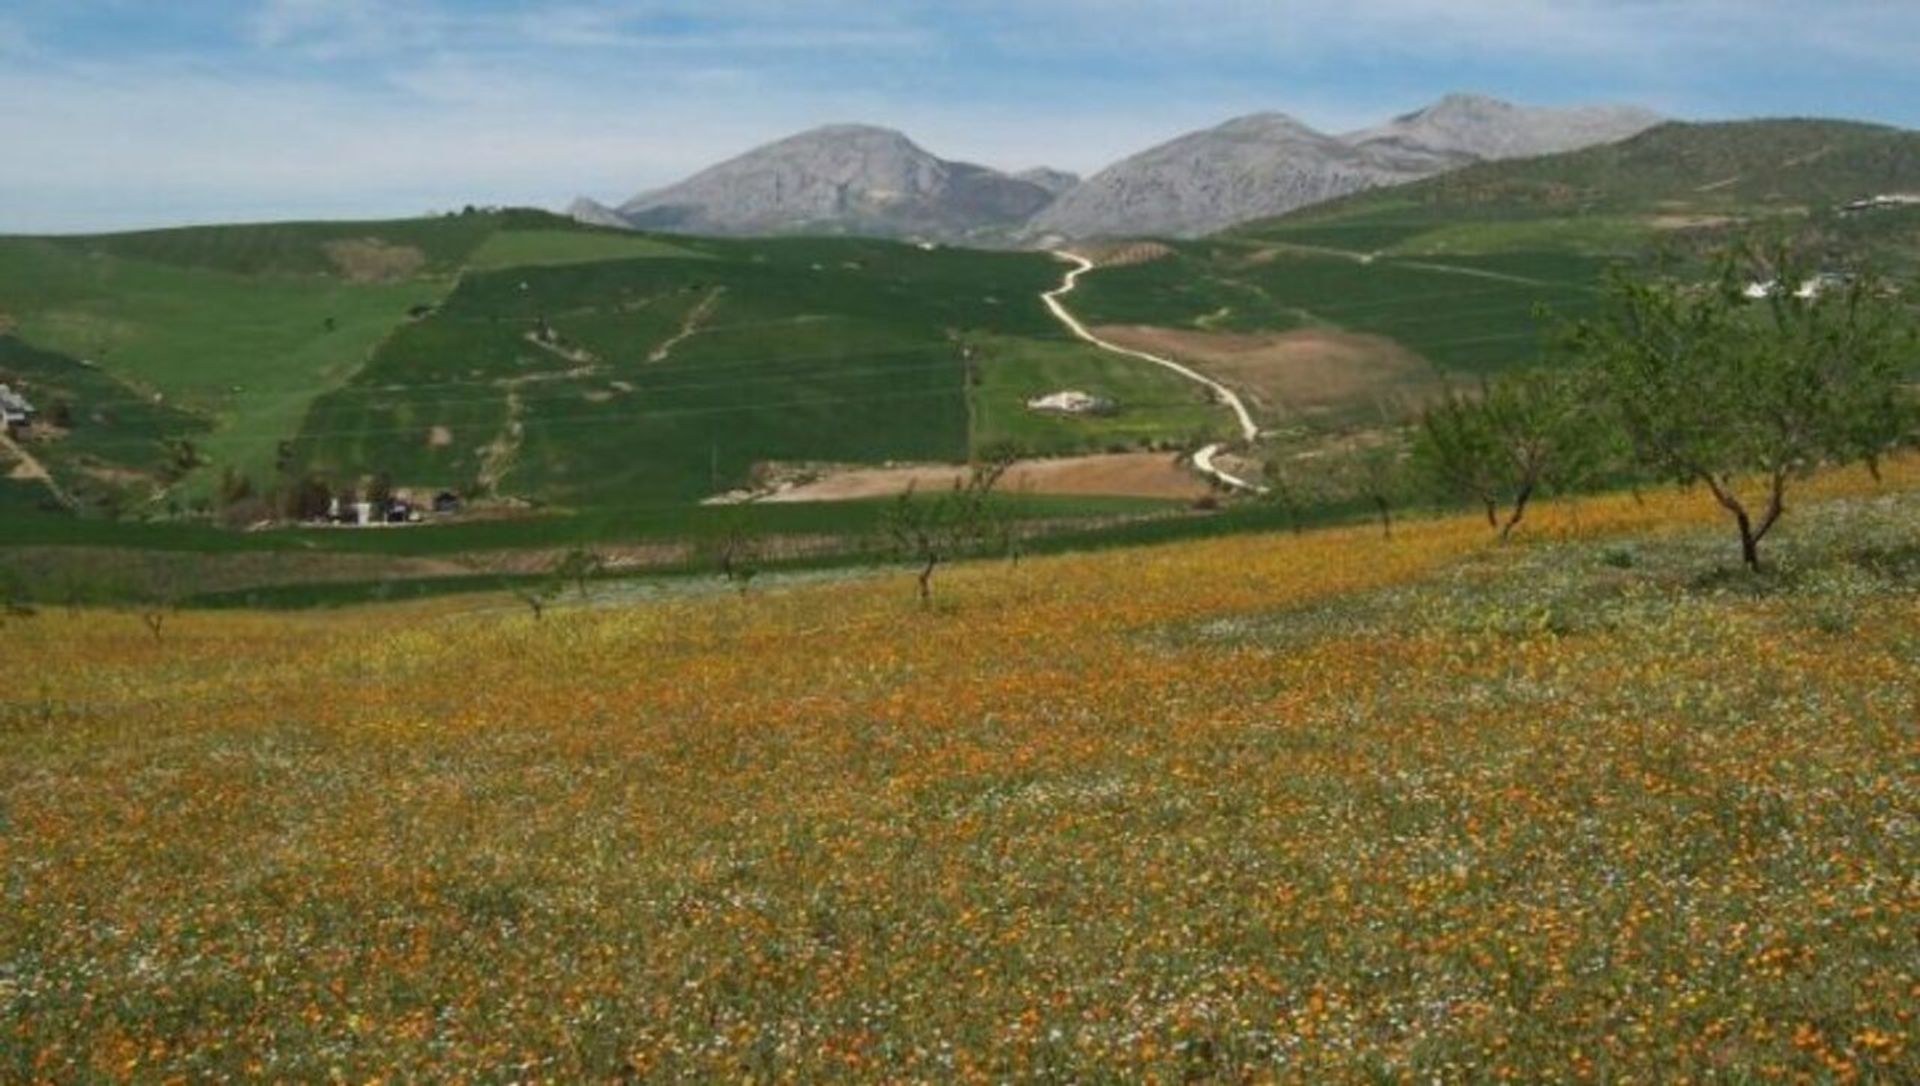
[285,474,334,522]
[1261,455,1327,535]
[701,511,763,593]
[553,546,607,601]
[1413,368,1609,542]
[1569,246,1916,570]
[1413,387,1504,530]
[366,472,396,510]
[1325,440,1410,541]
[882,457,1013,607]
[0,566,35,626]
[127,564,194,643]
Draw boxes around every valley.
[7,6,1920,1078]
[2,116,1917,609]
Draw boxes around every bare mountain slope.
[573,96,1663,244]
[1027,97,1662,240]
[1025,112,1426,241]
[1346,93,1663,169]
[585,125,1055,243]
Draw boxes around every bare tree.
[882,456,1013,607]
[702,512,763,594]
[553,546,607,601]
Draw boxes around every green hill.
[1062,119,1920,430]
[0,335,207,513]
[1240,118,1920,258]
[0,211,1229,520]
[287,235,1223,506]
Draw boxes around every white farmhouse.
[0,384,35,433]
[1025,389,1114,415]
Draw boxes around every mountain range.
[570,94,1663,243]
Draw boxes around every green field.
[1070,243,1607,378]
[5,116,1916,599]
[966,333,1226,455]
[286,235,1204,505]
[0,236,443,491]
[0,335,208,511]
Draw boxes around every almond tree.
[1413,368,1612,542]
[883,456,1013,607]
[1570,246,1915,570]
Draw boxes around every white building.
[0,384,35,432]
[1025,389,1114,415]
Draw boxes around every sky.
[3,0,1919,233]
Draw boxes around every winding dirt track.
[0,431,74,509]
[1041,252,1265,493]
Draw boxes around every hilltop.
[1030,97,1659,240]
[586,125,1060,244]
[575,95,1661,243]
[1257,118,1920,253]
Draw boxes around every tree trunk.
[1373,497,1393,541]
[1738,519,1761,571]
[1498,481,1536,543]
[917,555,938,607]
[1482,499,1498,529]
[1703,472,1785,572]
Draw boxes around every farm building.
[0,384,36,433]
[1026,389,1115,416]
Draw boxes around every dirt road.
[1041,252,1264,493]
[0,431,74,509]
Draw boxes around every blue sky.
[4,1,1918,232]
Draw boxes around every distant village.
[316,488,464,527]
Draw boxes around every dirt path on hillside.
[1248,240,1581,289]
[650,287,726,362]
[1,431,75,509]
[476,391,525,497]
[1041,252,1264,493]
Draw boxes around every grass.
[1070,242,1605,381]
[465,229,712,269]
[3,459,1914,1080]
[965,333,1229,456]
[289,237,1085,505]
[36,209,577,278]
[0,237,435,490]
[0,335,207,510]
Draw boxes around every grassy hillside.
[1066,241,1606,423]
[2,212,1234,519]
[1285,119,1920,228]
[4,459,1914,1080]
[0,212,770,499]
[1242,118,1920,266]
[288,238,1223,506]
[0,335,207,512]
[1066,119,1920,430]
